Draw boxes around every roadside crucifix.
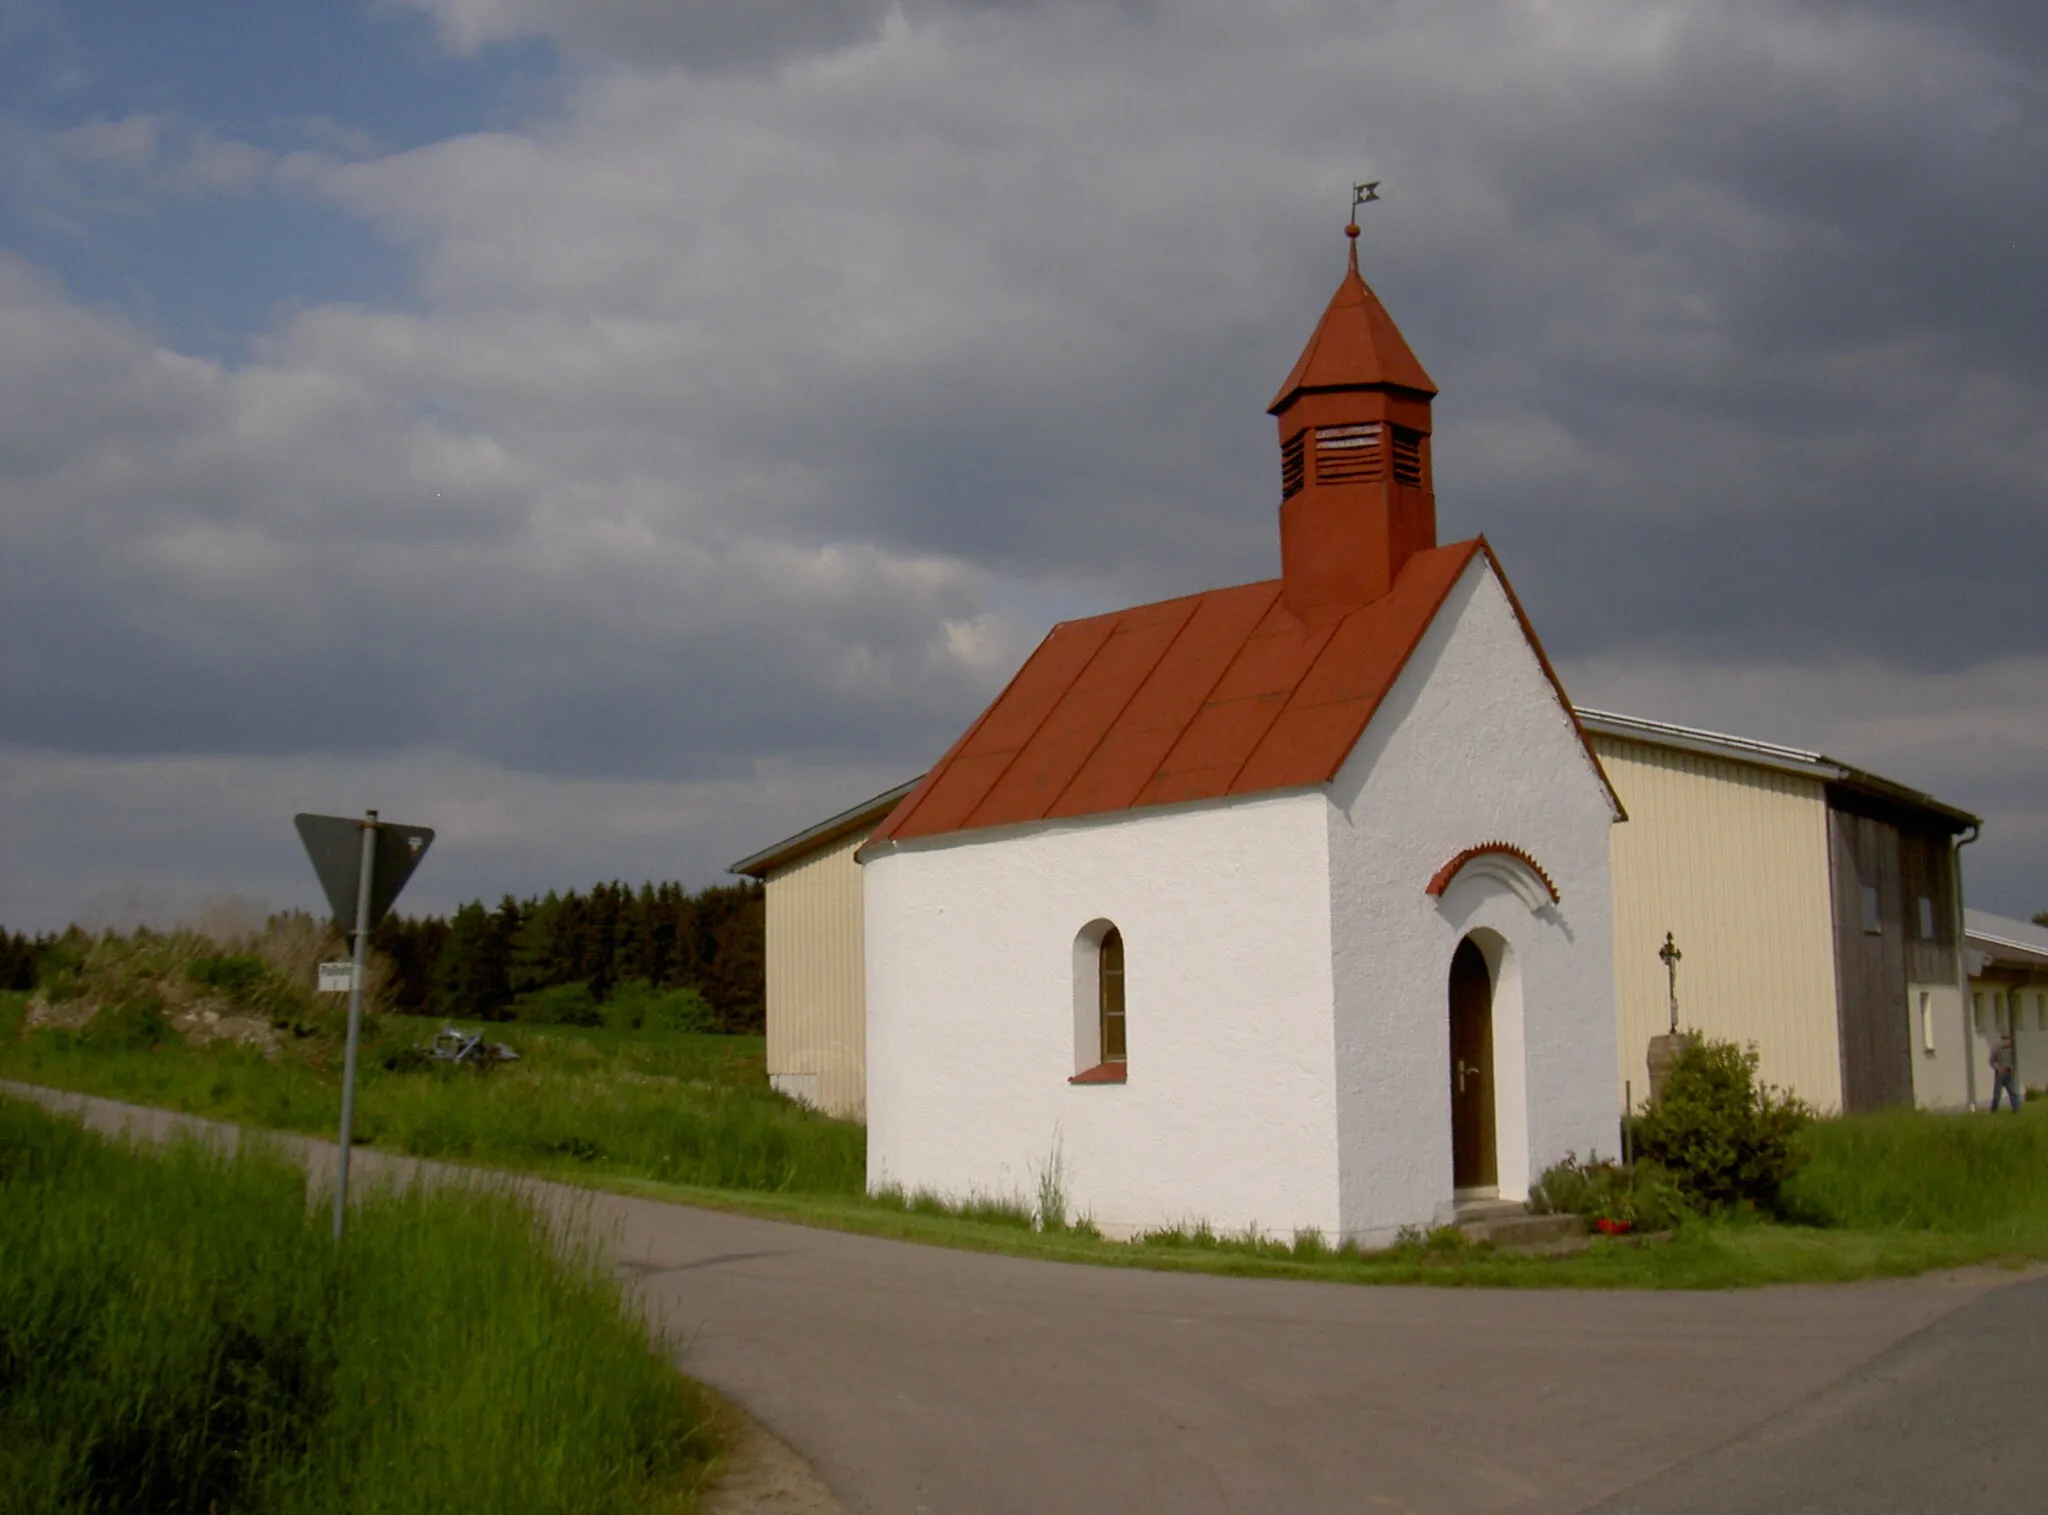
[1658,931,1683,1035]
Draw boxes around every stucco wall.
[1325,558,1619,1242]
[1910,982,1971,1110]
[863,791,1341,1240]
[1969,979,2048,1104]
[765,828,870,1120]
[1594,735,1845,1113]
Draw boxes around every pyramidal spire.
[1269,206,1439,618]
[1270,221,1436,412]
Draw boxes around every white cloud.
[46,113,272,198]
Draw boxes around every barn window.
[1916,896,1936,939]
[1860,885,1882,935]
[1973,992,1988,1034]
[1919,991,1934,1054]
[1070,920,1128,1084]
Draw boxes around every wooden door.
[1448,938,1497,1190]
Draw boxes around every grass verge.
[10,987,2048,1290]
[0,1092,719,1514]
[0,989,865,1196]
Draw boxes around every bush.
[1529,1152,1691,1231]
[186,952,269,1008]
[603,979,717,1034]
[35,930,88,1001]
[512,982,604,1027]
[81,996,182,1053]
[1632,1035,1812,1214]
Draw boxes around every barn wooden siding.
[1829,801,1960,1112]
[764,828,870,1120]
[1594,735,1846,1113]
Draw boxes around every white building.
[1966,910,2048,1102]
[849,229,1623,1244]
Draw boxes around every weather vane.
[1347,181,1381,242]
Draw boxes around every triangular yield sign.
[294,814,435,929]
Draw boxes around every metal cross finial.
[1658,931,1683,1035]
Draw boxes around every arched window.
[1099,927,1126,1062]
[1071,920,1127,1084]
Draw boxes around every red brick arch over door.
[1425,843,1560,914]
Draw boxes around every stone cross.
[1658,931,1683,1035]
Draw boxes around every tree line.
[0,877,768,1033]
[373,880,765,1031]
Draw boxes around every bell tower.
[1270,217,1438,620]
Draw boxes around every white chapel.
[850,225,1624,1245]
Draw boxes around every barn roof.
[1577,709,1979,833]
[862,538,1613,850]
[729,776,922,878]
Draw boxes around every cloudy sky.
[1,0,2042,932]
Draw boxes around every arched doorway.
[1448,937,1497,1192]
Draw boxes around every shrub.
[185,952,269,1008]
[1632,1035,1812,1214]
[513,982,604,1027]
[603,979,717,1034]
[81,996,182,1053]
[1529,1152,1691,1231]
[35,930,88,1001]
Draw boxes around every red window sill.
[1069,1062,1127,1085]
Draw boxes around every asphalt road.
[1590,1269,2047,1515]
[9,1083,2038,1515]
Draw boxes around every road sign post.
[294,810,434,1241]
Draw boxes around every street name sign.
[317,961,359,993]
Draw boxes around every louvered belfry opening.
[1314,422,1385,485]
[1268,226,1439,619]
[1280,429,1307,499]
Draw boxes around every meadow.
[0,1095,718,1515]
[9,927,2048,1291]
[0,922,864,1197]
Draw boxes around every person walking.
[1990,1030,2022,1113]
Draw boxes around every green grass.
[12,982,2048,1291]
[570,1167,2040,1290]
[0,1093,718,1515]
[1787,1102,2048,1236]
[0,990,865,1196]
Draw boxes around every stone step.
[1451,1205,1587,1253]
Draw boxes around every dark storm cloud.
[3,0,2043,925]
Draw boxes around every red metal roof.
[1269,237,1436,412]
[870,539,1502,846]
